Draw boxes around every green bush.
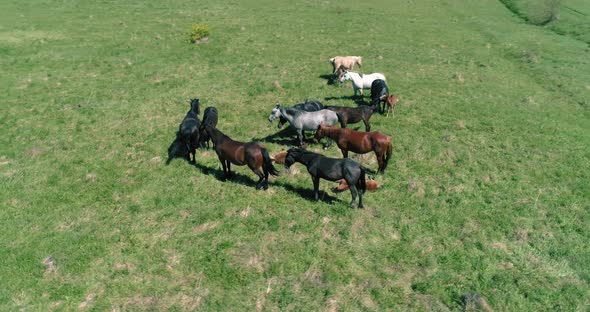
[525,0,560,25]
[500,0,561,25]
[189,24,209,43]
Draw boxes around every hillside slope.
[0,0,588,310]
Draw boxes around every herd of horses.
[167,56,399,208]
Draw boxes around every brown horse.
[384,95,399,117]
[315,124,392,174]
[204,125,279,189]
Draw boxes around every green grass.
[1,0,589,310]
[501,0,590,43]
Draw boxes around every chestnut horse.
[315,124,392,174]
[203,125,279,189]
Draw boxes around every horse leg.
[263,166,270,190]
[349,185,358,208]
[312,175,320,201]
[226,160,232,177]
[253,168,264,190]
[186,143,194,163]
[298,130,304,147]
[341,149,348,158]
[357,183,364,208]
[363,118,370,132]
[323,138,333,150]
[376,152,384,174]
[219,156,228,180]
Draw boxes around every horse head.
[190,98,200,115]
[284,148,304,169]
[339,71,351,83]
[314,124,326,142]
[355,56,362,67]
[268,103,282,123]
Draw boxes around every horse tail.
[328,57,335,64]
[358,166,367,194]
[262,149,280,176]
[383,139,393,171]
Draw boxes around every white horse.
[339,71,386,97]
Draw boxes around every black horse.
[178,98,201,163]
[277,100,324,129]
[199,106,218,148]
[325,104,379,131]
[370,79,389,113]
[284,148,366,208]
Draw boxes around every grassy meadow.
[1,0,589,310]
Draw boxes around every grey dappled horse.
[268,104,339,146]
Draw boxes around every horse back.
[369,131,391,149]
[371,79,389,103]
[327,106,363,123]
[180,117,199,135]
[313,156,360,181]
[335,130,374,154]
[295,101,324,112]
[213,136,246,164]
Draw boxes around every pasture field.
[1,0,589,310]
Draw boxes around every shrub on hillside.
[189,24,209,43]
[527,0,560,25]
[500,0,561,25]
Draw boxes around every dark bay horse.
[325,104,379,131]
[199,106,218,148]
[204,125,279,189]
[179,98,201,163]
[315,124,392,174]
[284,148,366,208]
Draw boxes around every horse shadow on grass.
[192,162,265,188]
[251,126,318,147]
[166,133,191,165]
[319,74,339,86]
[167,140,275,188]
[272,180,341,205]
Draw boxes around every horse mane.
[204,124,228,141]
[189,99,200,115]
[283,106,302,115]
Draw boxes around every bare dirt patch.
[192,221,220,235]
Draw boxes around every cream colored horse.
[329,56,362,74]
